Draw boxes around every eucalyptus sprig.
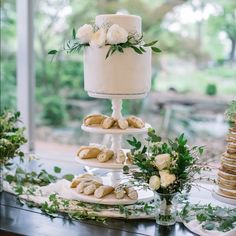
[4,164,74,192]
[105,34,161,59]
[48,28,88,60]
[179,203,236,232]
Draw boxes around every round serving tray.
[75,156,136,169]
[81,123,151,135]
[212,189,236,206]
[88,92,148,100]
[68,184,153,205]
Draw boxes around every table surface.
[0,157,215,236]
[0,192,196,236]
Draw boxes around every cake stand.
[75,97,154,205]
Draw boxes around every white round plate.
[212,189,236,206]
[75,156,136,169]
[69,188,153,205]
[88,92,148,100]
[81,123,151,135]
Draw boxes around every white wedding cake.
[83,14,152,99]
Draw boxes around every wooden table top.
[0,158,197,236]
[0,191,196,236]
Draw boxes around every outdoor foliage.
[0,111,27,166]
[1,0,236,126]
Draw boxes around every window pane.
[1,0,17,111]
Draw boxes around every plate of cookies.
[69,173,153,205]
[81,114,151,134]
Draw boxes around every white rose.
[149,175,161,190]
[159,170,176,188]
[154,153,171,170]
[106,24,128,44]
[89,28,106,47]
[76,24,93,44]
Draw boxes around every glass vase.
[154,192,178,226]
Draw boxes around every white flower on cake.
[106,24,128,44]
[154,153,171,170]
[159,170,176,188]
[90,28,107,47]
[149,175,161,190]
[76,24,93,44]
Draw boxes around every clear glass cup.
[154,192,178,226]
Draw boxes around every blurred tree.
[0,0,16,110]
[208,0,236,61]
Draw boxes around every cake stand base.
[88,92,148,100]
[212,189,236,206]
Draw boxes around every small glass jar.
[154,192,178,226]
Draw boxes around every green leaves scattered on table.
[5,166,58,187]
[179,202,236,232]
[4,164,74,197]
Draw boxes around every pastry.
[76,181,92,193]
[77,146,102,159]
[101,117,116,129]
[125,187,138,200]
[114,186,126,199]
[94,185,114,198]
[127,116,145,128]
[83,181,102,195]
[116,150,126,164]
[222,152,236,159]
[97,150,114,162]
[70,173,94,188]
[83,114,106,126]
[126,152,134,164]
[117,118,129,130]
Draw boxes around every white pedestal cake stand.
[76,98,153,204]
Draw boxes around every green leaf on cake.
[131,46,143,54]
[143,40,158,47]
[151,47,162,53]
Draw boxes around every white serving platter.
[212,189,236,206]
[69,187,153,205]
[75,156,136,169]
[81,123,151,135]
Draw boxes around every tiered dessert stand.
[74,94,153,205]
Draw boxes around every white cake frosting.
[83,14,152,99]
[95,14,142,34]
